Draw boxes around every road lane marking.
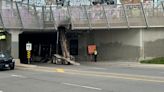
[56,68,65,73]
[66,69,164,80]
[90,67,107,70]
[18,67,164,83]
[11,75,26,78]
[64,72,164,83]
[63,83,102,90]
[0,90,3,92]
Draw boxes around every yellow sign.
[27,50,31,59]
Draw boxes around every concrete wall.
[78,28,164,61]
[78,29,141,61]
[144,28,164,58]
[3,28,164,62]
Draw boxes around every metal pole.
[33,4,37,15]
[49,44,52,56]
[140,2,149,28]
[67,6,72,29]
[28,0,29,11]
[162,2,164,13]
[84,6,92,29]
[11,0,13,9]
[15,2,24,29]
[102,5,110,29]
[42,6,45,29]
[122,4,130,29]
[0,10,5,31]
[38,44,41,56]
[50,5,57,30]
[56,31,59,54]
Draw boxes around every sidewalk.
[79,61,164,69]
[15,59,37,68]
[15,59,164,69]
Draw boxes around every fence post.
[67,6,72,30]
[28,0,30,11]
[162,2,164,13]
[0,11,5,30]
[140,2,149,28]
[50,5,57,30]
[15,2,24,29]
[33,4,37,16]
[102,5,110,29]
[84,6,92,29]
[42,6,45,29]
[122,4,130,29]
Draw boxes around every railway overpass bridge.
[0,0,164,63]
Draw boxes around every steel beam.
[15,2,24,29]
[122,4,130,29]
[102,5,110,29]
[50,5,57,30]
[140,2,149,28]
[162,2,164,13]
[84,6,91,30]
[0,11,5,30]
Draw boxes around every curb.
[14,59,37,68]
[132,64,164,68]
[16,64,37,68]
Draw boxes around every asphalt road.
[0,63,164,92]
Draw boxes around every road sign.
[27,50,31,59]
[26,42,32,51]
[87,45,96,55]
[27,50,31,64]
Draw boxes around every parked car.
[0,52,15,70]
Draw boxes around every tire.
[10,63,15,70]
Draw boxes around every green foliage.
[140,57,164,64]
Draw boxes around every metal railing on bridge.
[0,1,164,30]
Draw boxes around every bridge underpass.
[19,31,78,64]
[1,0,164,63]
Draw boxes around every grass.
[140,57,164,64]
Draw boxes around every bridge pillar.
[9,30,22,59]
[139,29,145,60]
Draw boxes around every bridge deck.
[0,1,164,30]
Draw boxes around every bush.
[140,57,164,64]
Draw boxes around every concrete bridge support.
[78,28,164,61]
[9,30,22,59]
